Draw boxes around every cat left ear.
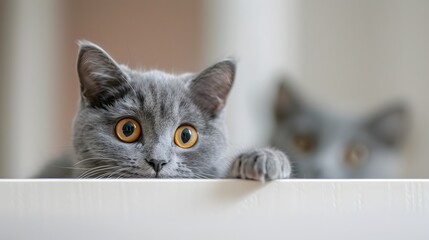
[77,40,130,108]
[274,79,302,122]
[365,103,409,147]
[189,60,236,117]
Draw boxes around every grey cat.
[271,80,408,178]
[38,41,291,181]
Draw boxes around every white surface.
[0,180,428,240]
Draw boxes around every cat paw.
[230,148,292,181]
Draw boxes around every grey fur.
[271,80,408,178]
[230,148,291,181]
[67,41,291,180]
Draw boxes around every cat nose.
[145,159,168,173]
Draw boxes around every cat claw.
[230,148,292,181]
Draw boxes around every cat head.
[73,41,235,178]
[271,80,409,178]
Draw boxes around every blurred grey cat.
[271,80,408,178]
[38,41,291,181]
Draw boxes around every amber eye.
[293,134,317,153]
[344,143,370,166]
[174,125,198,148]
[115,118,141,143]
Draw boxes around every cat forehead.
[286,109,371,143]
[126,67,194,81]
[125,69,194,104]
[292,107,360,129]
[100,68,205,125]
[126,69,193,88]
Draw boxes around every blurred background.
[0,0,428,178]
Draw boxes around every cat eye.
[293,134,317,153]
[174,125,198,149]
[115,118,141,143]
[344,143,370,166]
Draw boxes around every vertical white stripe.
[6,0,62,177]
[203,0,302,152]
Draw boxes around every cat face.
[73,41,235,178]
[271,81,408,178]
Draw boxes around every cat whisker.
[95,170,120,179]
[79,165,121,179]
[105,167,131,178]
[183,165,220,179]
[73,157,104,166]
[83,167,121,179]
[73,156,123,166]
[54,166,89,170]
[116,171,130,179]
[191,173,210,179]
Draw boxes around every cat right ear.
[275,79,301,122]
[77,40,130,108]
[365,102,409,147]
[189,59,236,117]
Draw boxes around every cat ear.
[275,79,301,121]
[365,103,409,147]
[77,40,130,107]
[189,60,236,117]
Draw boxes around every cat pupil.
[122,121,135,137]
[181,128,192,143]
